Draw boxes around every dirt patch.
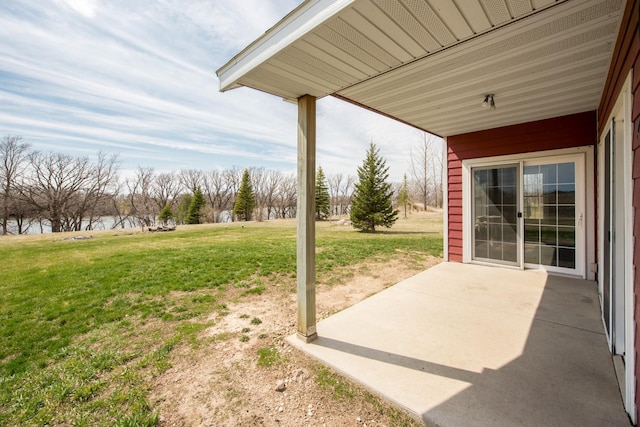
[150,256,440,426]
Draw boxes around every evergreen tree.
[186,186,205,224]
[233,169,256,221]
[315,166,330,220]
[158,204,174,225]
[397,173,411,219]
[350,143,398,232]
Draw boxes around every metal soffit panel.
[223,0,623,136]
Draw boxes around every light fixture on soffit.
[482,94,496,110]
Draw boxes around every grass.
[313,364,420,425]
[0,215,442,426]
[313,364,356,400]
[256,346,287,368]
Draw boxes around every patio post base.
[296,332,318,343]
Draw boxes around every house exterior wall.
[599,0,639,418]
[446,111,597,262]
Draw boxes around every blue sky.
[0,0,436,181]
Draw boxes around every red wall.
[446,111,597,262]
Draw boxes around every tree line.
[0,135,442,234]
[0,136,354,234]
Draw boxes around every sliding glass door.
[472,165,519,265]
[471,155,583,275]
[523,162,577,269]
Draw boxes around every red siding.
[446,111,596,262]
[599,0,640,133]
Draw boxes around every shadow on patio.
[287,262,630,426]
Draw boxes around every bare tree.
[410,133,430,210]
[223,167,243,221]
[179,169,204,194]
[111,181,133,229]
[202,170,233,223]
[127,167,156,228]
[22,152,93,233]
[153,171,181,211]
[67,152,119,231]
[344,175,356,215]
[274,173,297,219]
[431,141,443,208]
[249,167,267,220]
[327,173,343,217]
[10,195,36,234]
[328,174,355,216]
[263,169,283,220]
[0,135,31,235]
[410,133,442,209]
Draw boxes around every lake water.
[4,211,235,235]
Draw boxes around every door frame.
[462,146,595,280]
[522,155,586,275]
[470,163,521,267]
[597,71,635,420]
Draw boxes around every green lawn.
[0,217,442,426]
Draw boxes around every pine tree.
[315,166,331,220]
[397,173,411,219]
[186,186,205,224]
[158,204,174,225]
[350,143,398,232]
[234,169,256,221]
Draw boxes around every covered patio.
[217,0,639,423]
[287,262,629,426]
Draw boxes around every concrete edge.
[285,334,435,426]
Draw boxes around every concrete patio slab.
[286,262,630,427]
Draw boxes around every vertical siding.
[446,111,597,262]
[599,0,640,133]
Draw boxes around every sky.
[0,0,440,182]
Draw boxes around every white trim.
[462,146,593,278]
[443,137,449,262]
[217,0,356,93]
[585,146,596,282]
[468,162,521,267]
[518,160,525,270]
[462,162,471,263]
[598,71,635,422]
[597,135,605,308]
[622,71,635,423]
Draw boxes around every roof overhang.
[217,0,625,137]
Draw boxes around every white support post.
[296,94,317,342]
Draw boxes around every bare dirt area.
[150,256,441,427]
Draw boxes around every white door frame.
[462,146,594,279]
[522,155,586,275]
[597,71,635,422]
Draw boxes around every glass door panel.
[472,165,519,265]
[523,162,576,269]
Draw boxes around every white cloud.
[59,0,97,18]
[0,0,439,184]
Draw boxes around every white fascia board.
[216,0,357,94]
